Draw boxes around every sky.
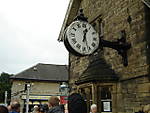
[0,0,69,74]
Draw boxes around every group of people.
[1,93,149,113]
[0,93,150,113]
[0,101,20,113]
[0,93,98,113]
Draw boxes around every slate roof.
[10,63,68,82]
[75,54,118,85]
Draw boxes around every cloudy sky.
[0,0,69,74]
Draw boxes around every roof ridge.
[12,63,38,77]
[38,63,67,66]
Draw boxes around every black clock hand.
[82,29,89,51]
[85,38,89,52]
[82,29,88,42]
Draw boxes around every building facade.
[59,0,150,113]
[10,63,68,113]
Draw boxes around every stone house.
[10,63,68,113]
[58,0,150,113]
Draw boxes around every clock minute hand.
[82,29,89,51]
[82,29,88,42]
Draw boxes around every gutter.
[141,0,150,8]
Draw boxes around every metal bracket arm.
[100,31,131,66]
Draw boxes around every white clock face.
[65,21,99,55]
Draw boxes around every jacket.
[48,106,64,113]
[9,111,19,113]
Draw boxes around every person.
[59,104,65,113]
[0,105,9,113]
[7,105,12,112]
[64,104,68,113]
[48,96,63,113]
[32,105,39,113]
[90,104,97,113]
[143,104,150,113]
[135,111,144,113]
[9,101,20,113]
[68,93,87,113]
[39,104,49,113]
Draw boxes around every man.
[7,105,12,112]
[0,105,9,113]
[9,101,20,113]
[48,96,63,113]
[90,104,98,113]
[68,93,87,113]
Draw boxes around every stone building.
[10,63,68,113]
[58,0,150,113]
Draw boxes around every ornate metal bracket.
[75,9,131,66]
[74,9,88,22]
[100,31,131,66]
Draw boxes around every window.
[97,86,112,113]
[101,87,111,100]
[101,87,112,112]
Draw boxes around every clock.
[64,20,100,56]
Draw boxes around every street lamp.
[60,82,69,105]
[60,82,69,96]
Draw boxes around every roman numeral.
[71,38,77,44]
[76,43,81,49]
[77,24,81,28]
[88,46,91,50]
[88,26,91,30]
[92,32,96,35]
[82,47,86,51]
[72,27,77,31]
[91,42,96,47]
[82,23,86,28]
[93,37,97,41]
[70,33,75,37]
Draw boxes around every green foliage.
[0,72,13,103]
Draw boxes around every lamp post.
[4,91,7,106]
[60,82,69,96]
[60,82,69,105]
[26,83,31,113]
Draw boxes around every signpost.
[4,91,7,106]
[26,84,31,113]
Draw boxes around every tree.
[0,72,13,103]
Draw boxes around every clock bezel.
[64,20,100,56]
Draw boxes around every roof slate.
[10,63,68,82]
[76,53,118,85]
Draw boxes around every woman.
[90,104,98,113]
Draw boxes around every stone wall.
[116,76,150,113]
